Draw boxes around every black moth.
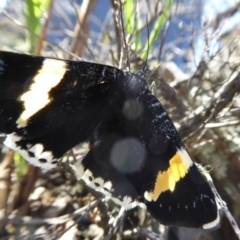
[0,51,219,228]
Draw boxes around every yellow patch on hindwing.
[144,149,193,202]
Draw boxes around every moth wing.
[0,51,123,168]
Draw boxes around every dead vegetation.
[0,0,240,239]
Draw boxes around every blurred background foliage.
[0,0,240,239]
[24,0,51,52]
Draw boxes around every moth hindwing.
[0,51,219,228]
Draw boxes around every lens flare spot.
[149,135,169,155]
[123,99,143,120]
[110,138,145,173]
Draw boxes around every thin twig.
[0,200,99,225]
[197,164,240,240]
[35,0,54,55]
[69,0,97,59]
